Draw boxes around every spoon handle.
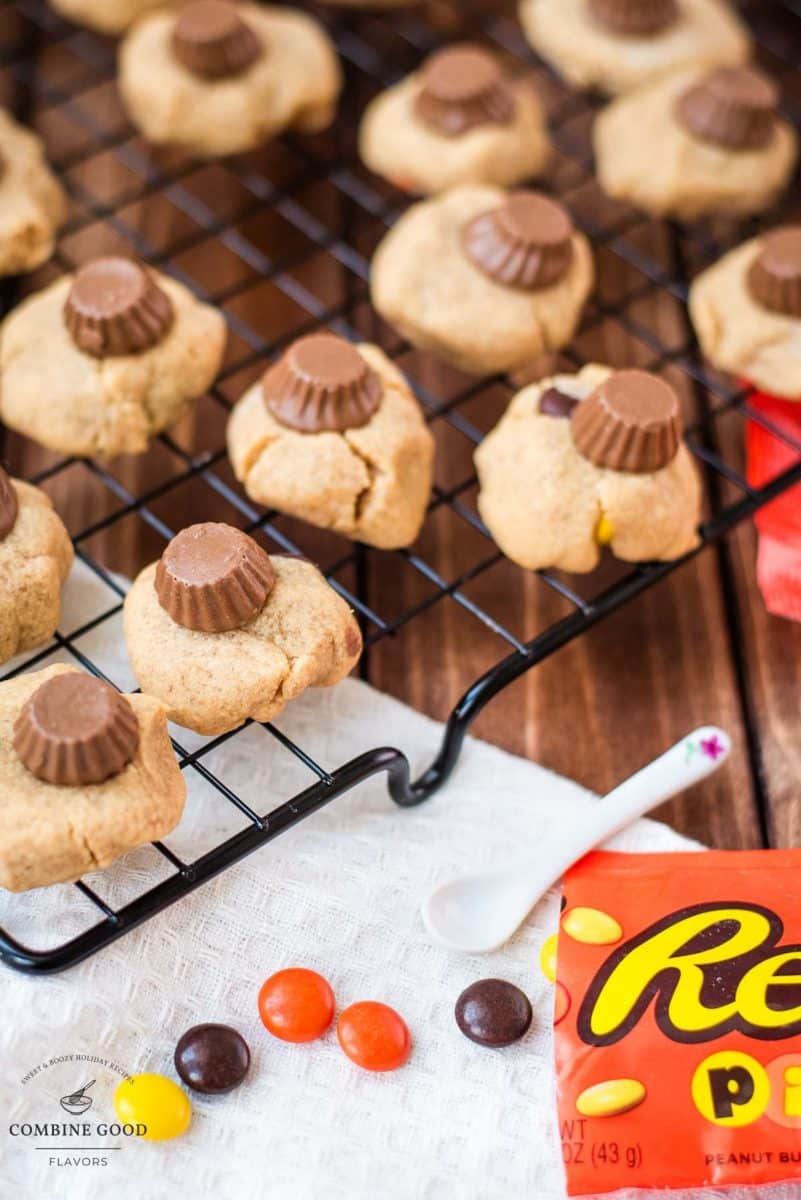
[541,726,730,886]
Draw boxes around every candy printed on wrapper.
[555,848,801,1196]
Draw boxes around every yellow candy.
[114,1073,192,1142]
[576,1078,646,1118]
[561,906,623,946]
[540,933,558,983]
[596,516,615,545]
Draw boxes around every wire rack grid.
[0,0,799,973]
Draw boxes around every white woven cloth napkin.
[1,561,786,1200]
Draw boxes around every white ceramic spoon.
[422,726,731,954]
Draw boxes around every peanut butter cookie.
[227,334,434,549]
[0,106,65,276]
[124,524,363,735]
[519,0,750,96]
[359,44,551,195]
[595,66,797,219]
[689,227,801,400]
[475,365,701,572]
[119,1,342,158]
[0,665,185,891]
[0,470,74,665]
[371,186,593,376]
[0,256,226,458]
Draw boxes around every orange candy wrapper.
[554,848,801,1196]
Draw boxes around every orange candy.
[337,1001,411,1072]
[258,967,335,1043]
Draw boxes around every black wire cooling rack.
[0,0,800,974]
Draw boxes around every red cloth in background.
[745,391,801,621]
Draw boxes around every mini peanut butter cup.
[414,44,516,137]
[570,370,681,473]
[262,333,382,433]
[587,0,678,36]
[172,1,263,80]
[747,227,801,318]
[676,67,779,151]
[0,467,18,542]
[13,673,139,786]
[462,192,575,291]
[155,523,276,633]
[64,257,173,359]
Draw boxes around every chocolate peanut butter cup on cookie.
[414,45,515,137]
[155,523,276,633]
[676,67,779,151]
[462,192,574,291]
[262,333,382,433]
[571,370,681,473]
[14,673,139,786]
[747,227,801,318]
[172,0,263,80]
[64,257,173,359]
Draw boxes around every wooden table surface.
[3,0,801,854]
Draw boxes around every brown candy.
[570,370,682,473]
[13,673,139,786]
[540,387,579,418]
[462,192,575,291]
[0,467,18,542]
[262,334,382,433]
[455,979,533,1047]
[64,258,174,359]
[587,0,679,36]
[747,227,801,318]
[172,1,263,80]
[174,1024,251,1094]
[676,68,779,151]
[155,522,276,633]
[414,44,516,138]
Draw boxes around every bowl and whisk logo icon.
[59,1079,95,1116]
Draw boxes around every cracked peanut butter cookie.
[519,0,750,96]
[371,186,593,377]
[0,106,65,276]
[227,333,434,549]
[689,226,801,400]
[0,665,186,891]
[48,0,168,34]
[0,469,74,665]
[0,256,226,458]
[119,1,342,158]
[124,523,363,735]
[359,43,551,195]
[595,66,797,220]
[475,365,701,572]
